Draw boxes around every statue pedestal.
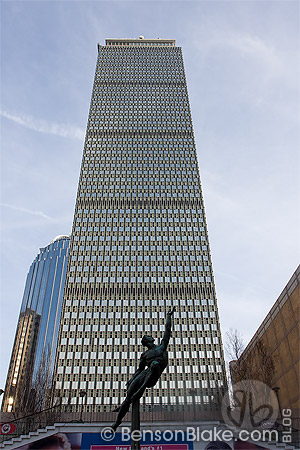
[131,399,140,450]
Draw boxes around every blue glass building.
[2,235,70,412]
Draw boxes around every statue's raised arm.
[160,306,175,350]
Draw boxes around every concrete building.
[52,37,227,411]
[230,265,299,429]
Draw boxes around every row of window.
[63,298,215,307]
[71,244,209,253]
[83,154,195,162]
[73,226,206,235]
[72,223,205,235]
[91,99,189,107]
[92,92,189,102]
[76,207,202,215]
[70,261,209,269]
[83,156,196,165]
[83,156,196,163]
[91,93,188,102]
[91,97,188,106]
[89,115,190,122]
[72,250,207,257]
[62,308,216,319]
[61,321,217,330]
[104,42,175,47]
[98,67,180,76]
[87,135,193,141]
[96,66,183,74]
[81,170,198,178]
[88,122,191,128]
[88,124,192,131]
[58,347,222,356]
[72,241,209,251]
[54,396,215,406]
[69,265,210,275]
[60,328,220,338]
[80,187,200,195]
[101,46,179,52]
[88,117,191,124]
[86,137,194,146]
[59,360,223,371]
[86,145,194,151]
[62,326,220,338]
[61,345,220,357]
[60,346,221,356]
[82,161,197,168]
[72,237,207,247]
[75,218,204,225]
[68,274,212,283]
[98,61,181,68]
[92,84,187,94]
[79,193,201,200]
[89,105,189,112]
[95,75,185,83]
[59,334,219,343]
[61,314,218,324]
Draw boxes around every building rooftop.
[104,37,175,47]
[50,234,70,244]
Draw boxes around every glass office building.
[53,38,227,410]
[2,235,70,412]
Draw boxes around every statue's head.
[142,335,155,347]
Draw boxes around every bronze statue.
[111,307,175,431]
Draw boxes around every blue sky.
[0,0,299,390]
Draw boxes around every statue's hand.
[167,306,175,316]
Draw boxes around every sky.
[0,0,299,391]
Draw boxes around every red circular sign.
[0,423,16,434]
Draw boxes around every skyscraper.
[2,235,70,413]
[53,37,227,411]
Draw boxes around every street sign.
[0,423,16,435]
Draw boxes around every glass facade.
[53,38,227,410]
[2,235,70,412]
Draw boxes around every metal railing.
[0,403,222,444]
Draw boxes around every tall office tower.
[2,235,70,413]
[53,37,227,411]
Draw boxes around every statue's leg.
[111,376,142,431]
[111,398,131,431]
[131,361,160,404]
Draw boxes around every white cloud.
[0,110,85,141]
[223,34,278,59]
[193,31,291,82]
[0,203,55,221]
